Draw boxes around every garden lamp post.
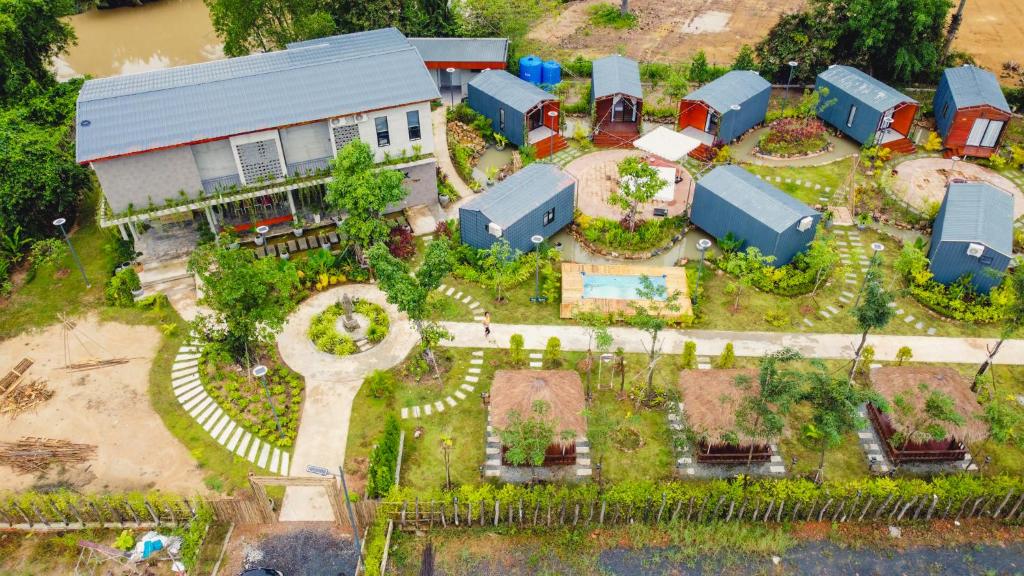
[306,464,361,560]
[530,235,547,303]
[693,238,712,304]
[255,224,270,246]
[446,67,457,106]
[53,217,90,288]
[786,61,799,102]
[948,155,961,183]
[852,242,885,308]
[252,365,284,440]
[547,110,559,158]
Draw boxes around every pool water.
[581,274,667,300]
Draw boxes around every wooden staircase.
[535,135,568,159]
[881,137,915,154]
[593,125,640,148]
[688,144,716,162]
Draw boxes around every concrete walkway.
[277,284,418,521]
[731,126,860,167]
[439,321,1024,365]
[431,104,476,219]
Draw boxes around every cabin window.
[374,116,390,147]
[981,120,1004,148]
[407,110,421,141]
[543,207,556,226]
[846,105,857,127]
[941,102,950,119]
[499,108,505,131]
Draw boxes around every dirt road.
[0,316,205,494]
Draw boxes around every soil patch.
[218,522,356,576]
[892,157,1024,219]
[954,0,1024,83]
[0,315,205,494]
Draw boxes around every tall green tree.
[574,310,613,400]
[325,140,408,249]
[610,156,665,232]
[188,243,301,361]
[628,275,682,404]
[801,360,886,482]
[731,44,757,71]
[849,254,895,379]
[367,238,453,377]
[731,348,803,466]
[328,0,456,37]
[205,0,336,56]
[479,238,520,302]
[974,266,1024,390]
[499,400,555,479]
[0,0,76,102]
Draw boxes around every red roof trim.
[424,61,506,70]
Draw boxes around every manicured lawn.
[1,186,115,338]
[743,158,856,205]
[431,273,564,325]
[779,405,870,482]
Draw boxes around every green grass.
[742,158,855,205]
[1,185,116,338]
[587,2,638,29]
[779,405,870,482]
[431,274,564,325]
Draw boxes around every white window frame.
[543,207,556,226]
[374,116,390,148]
[846,105,857,128]
[981,120,1004,148]
[407,110,421,142]
[966,118,989,147]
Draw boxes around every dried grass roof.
[677,369,761,443]
[870,366,985,440]
[490,370,586,437]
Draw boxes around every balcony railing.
[201,174,243,195]
[287,157,332,177]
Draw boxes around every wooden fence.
[383,490,1024,531]
[0,494,198,531]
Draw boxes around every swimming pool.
[581,274,667,301]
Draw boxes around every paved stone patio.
[564,149,694,220]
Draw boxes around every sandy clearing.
[0,315,206,494]
[893,157,1024,219]
[954,0,1024,81]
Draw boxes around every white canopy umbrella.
[633,126,702,162]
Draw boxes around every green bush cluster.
[368,415,402,498]
[576,214,686,253]
[447,103,494,141]
[714,241,838,297]
[1,490,196,526]
[365,369,397,399]
[895,245,1011,323]
[201,344,304,447]
[104,267,141,307]
[308,300,390,355]
[588,3,638,29]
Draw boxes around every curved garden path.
[277,284,418,521]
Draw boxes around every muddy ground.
[0,316,205,494]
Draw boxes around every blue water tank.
[541,60,561,86]
[519,55,543,84]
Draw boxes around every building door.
[528,108,543,130]
[612,97,635,123]
[967,118,990,147]
[968,119,1005,148]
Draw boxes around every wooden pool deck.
[560,263,691,319]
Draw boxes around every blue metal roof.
[592,55,642,100]
[461,163,575,228]
[76,28,439,163]
[941,66,1010,112]
[935,182,1013,254]
[816,65,915,113]
[683,70,770,113]
[408,37,508,64]
[697,165,818,232]
[467,70,555,114]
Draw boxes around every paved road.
[277,285,418,522]
[440,321,1024,365]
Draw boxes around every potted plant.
[856,212,871,231]
[822,209,835,230]
[486,166,499,186]
[292,218,304,237]
[494,133,509,151]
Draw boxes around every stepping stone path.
[171,340,290,475]
[437,283,486,322]
[402,350,484,420]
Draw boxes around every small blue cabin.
[691,165,820,266]
[677,70,771,153]
[459,163,576,253]
[467,70,565,158]
[815,65,918,152]
[928,182,1013,294]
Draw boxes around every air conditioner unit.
[797,216,814,232]
[487,222,503,238]
[351,113,367,123]
[330,117,348,127]
[966,243,985,258]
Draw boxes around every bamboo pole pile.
[0,437,96,474]
[0,379,53,417]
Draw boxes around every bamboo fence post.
[858,496,873,522]
[144,500,160,525]
[508,502,514,526]
[670,499,683,523]
[912,496,927,520]
[968,497,984,519]
[656,493,667,523]
[791,501,801,522]
[452,498,459,526]
[400,501,407,528]
[897,497,917,522]
[1005,494,1024,521]
[533,502,540,526]
[697,498,709,523]
[817,498,832,522]
[493,500,500,527]
[711,496,725,521]
[954,498,968,521]
[725,499,736,522]
[587,500,595,525]
[47,500,68,526]
[831,500,845,522]
[737,498,747,522]
[573,503,580,526]
[519,499,524,524]
[887,497,904,521]
[599,500,606,525]
[686,497,695,522]
[776,500,784,523]
[11,503,32,527]
[440,503,447,528]
[762,499,774,523]
[560,500,567,525]
[875,494,895,520]
[806,497,818,521]
[30,503,49,528]
[925,495,938,520]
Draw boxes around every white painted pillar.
[127,220,140,242]
[117,223,129,241]
[204,206,218,232]
[286,189,297,217]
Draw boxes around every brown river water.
[55,0,223,80]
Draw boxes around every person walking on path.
[483,311,491,338]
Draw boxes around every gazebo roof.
[490,370,586,437]
[870,366,985,440]
[677,369,761,443]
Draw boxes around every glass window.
[374,116,390,147]
[499,108,505,131]
[543,207,556,226]
[407,110,421,141]
[846,105,857,127]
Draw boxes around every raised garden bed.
[571,215,687,259]
[867,403,968,464]
[308,300,389,355]
[755,118,831,159]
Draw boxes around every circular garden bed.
[755,118,831,159]
[308,299,390,355]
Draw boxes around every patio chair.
[287,240,298,253]
[298,237,309,251]
[308,235,320,249]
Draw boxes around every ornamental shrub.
[367,415,402,498]
[714,240,840,297]
[680,341,697,369]
[716,342,736,368]
[365,369,397,399]
[104,267,141,307]
[543,336,562,368]
[509,334,526,366]
[895,245,1010,323]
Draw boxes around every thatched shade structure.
[870,366,985,441]
[677,369,760,443]
[490,370,586,439]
